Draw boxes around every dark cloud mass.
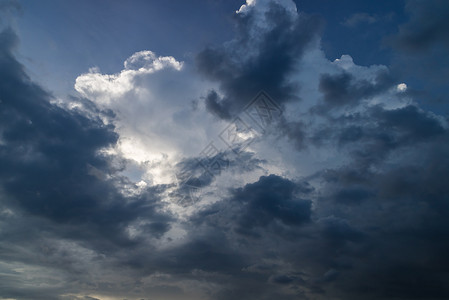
[185,116,449,300]
[312,135,449,299]
[0,27,172,299]
[197,1,323,119]
[232,175,311,233]
[0,27,169,239]
[318,69,395,108]
[1,0,449,300]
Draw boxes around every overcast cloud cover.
[1,0,449,299]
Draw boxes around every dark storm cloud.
[132,1,446,299]
[0,25,172,262]
[189,1,449,298]
[309,101,446,165]
[359,104,444,145]
[334,105,445,167]
[372,104,445,138]
[190,174,312,242]
[321,218,360,242]
[177,174,318,299]
[333,186,374,205]
[204,89,232,120]
[317,69,395,109]
[180,102,449,299]
[311,134,449,299]
[2,1,449,300]
[300,95,449,299]
[153,233,247,274]
[196,2,323,119]
[0,26,179,300]
[172,149,266,206]
[278,118,307,150]
[231,175,311,235]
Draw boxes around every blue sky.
[1,1,449,300]
[16,0,407,94]
[16,0,242,95]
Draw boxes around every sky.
[1,0,449,299]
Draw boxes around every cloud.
[189,1,449,298]
[75,50,182,105]
[3,0,449,299]
[196,0,323,119]
[310,131,449,299]
[74,48,213,188]
[0,26,175,299]
[390,0,449,52]
[232,175,312,232]
[0,28,173,243]
[318,69,394,108]
[236,0,297,14]
[204,89,232,120]
[314,56,397,112]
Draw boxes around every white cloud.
[235,0,297,39]
[397,83,407,92]
[74,50,225,191]
[75,51,183,105]
[236,0,297,14]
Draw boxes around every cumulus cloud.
[74,48,213,189]
[75,50,182,105]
